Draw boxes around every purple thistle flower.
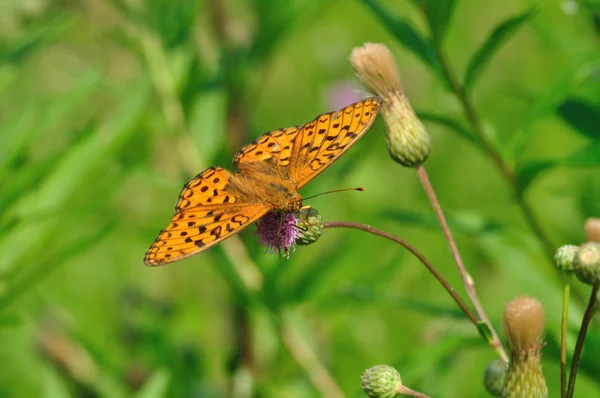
[255,211,303,258]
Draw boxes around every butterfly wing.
[233,97,382,189]
[144,166,270,266]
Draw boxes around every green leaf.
[508,52,600,160]
[416,110,480,147]
[516,143,600,192]
[361,0,439,71]
[412,0,457,43]
[0,81,149,276]
[463,8,536,93]
[381,209,503,236]
[515,160,556,193]
[557,98,600,141]
[476,321,494,343]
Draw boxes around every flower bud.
[295,207,323,246]
[501,296,547,398]
[361,365,402,398]
[484,359,507,397]
[573,242,600,286]
[503,296,545,353]
[350,43,431,167]
[554,244,579,273]
[585,218,600,243]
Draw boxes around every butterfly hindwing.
[144,167,270,266]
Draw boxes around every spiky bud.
[501,296,547,398]
[362,365,402,398]
[295,207,323,246]
[554,244,579,273]
[350,43,431,167]
[484,359,508,397]
[573,242,600,286]
[585,218,600,243]
[361,365,429,398]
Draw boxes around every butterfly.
[144,97,382,266]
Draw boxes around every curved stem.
[324,221,478,325]
[566,283,599,398]
[416,166,508,363]
[560,274,572,398]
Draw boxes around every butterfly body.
[145,97,382,266]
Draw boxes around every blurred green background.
[1,0,600,397]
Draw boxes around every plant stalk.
[566,283,599,398]
[324,221,478,325]
[560,274,572,398]
[416,165,508,364]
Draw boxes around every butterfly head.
[282,195,303,213]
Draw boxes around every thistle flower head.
[361,365,402,398]
[349,43,402,101]
[255,211,302,257]
[554,244,579,273]
[350,43,431,167]
[501,296,548,398]
[503,296,545,354]
[573,242,600,285]
[295,207,323,246]
[585,217,600,243]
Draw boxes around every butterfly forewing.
[144,167,270,266]
[291,97,382,188]
[233,97,382,189]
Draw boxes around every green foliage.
[463,8,537,93]
[1,0,600,397]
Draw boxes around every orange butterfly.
[144,97,382,265]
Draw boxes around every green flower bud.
[573,242,600,285]
[350,43,431,167]
[484,359,508,397]
[295,207,323,246]
[361,365,402,398]
[554,244,579,272]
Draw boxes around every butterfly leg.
[299,205,319,227]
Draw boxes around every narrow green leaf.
[464,8,536,93]
[476,321,494,343]
[515,159,556,193]
[516,143,600,192]
[508,52,600,160]
[361,0,439,70]
[562,142,600,167]
[0,81,149,275]
[557,98,600,141]
[381,209,503,236]
[416,110,480,147]
[412,0,457,43]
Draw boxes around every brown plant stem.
[432,43,556,262]
[324,221,478,325]
[400,386,432,398]
[416,165,508,364]
[566,283,599,398]
[560,275,572,398]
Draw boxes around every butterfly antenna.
[303,187,364,201]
